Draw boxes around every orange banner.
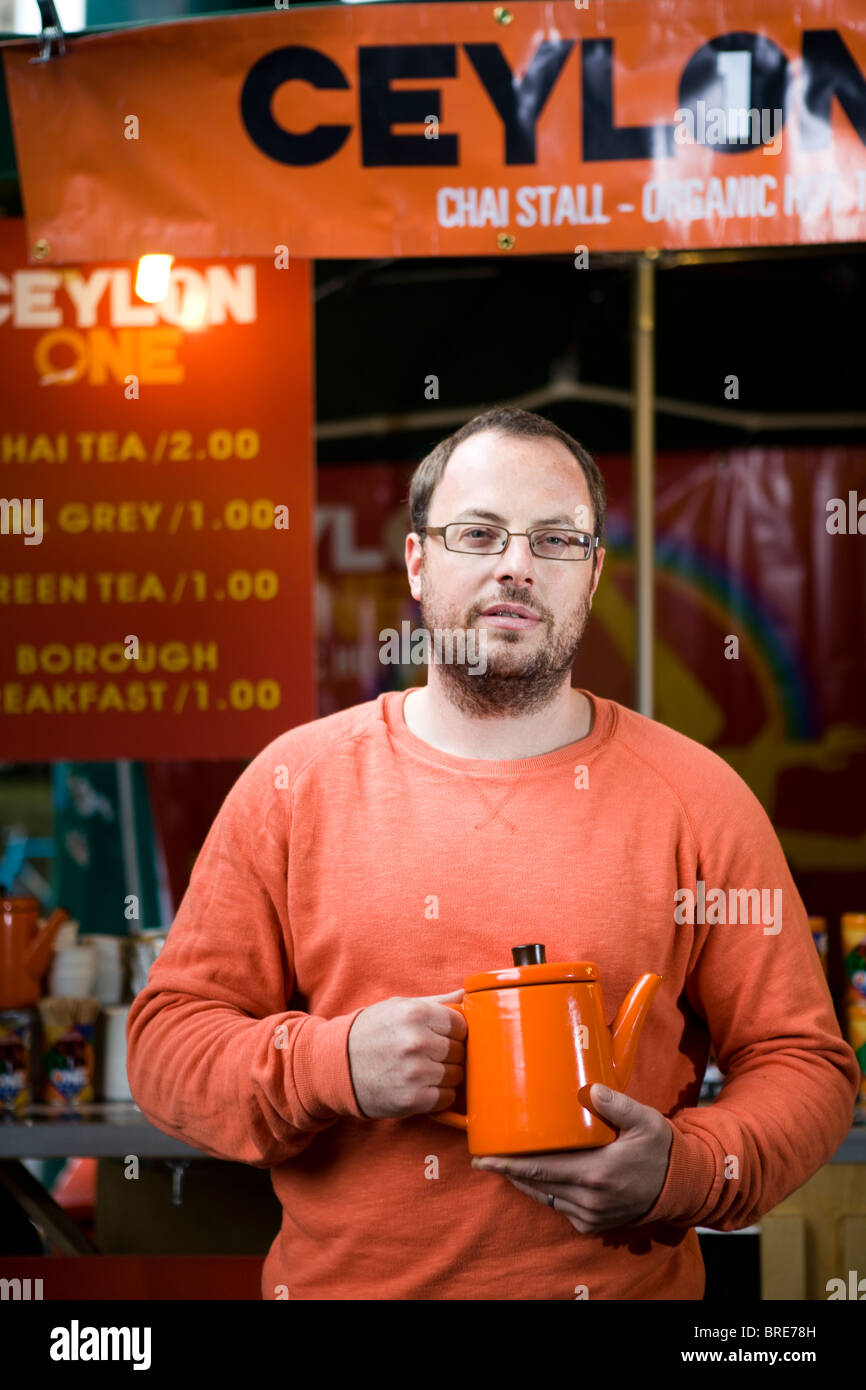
[0,220,315,759]
[3,1,866,261]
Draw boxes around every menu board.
[0,219,315,759]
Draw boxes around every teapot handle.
[430,1000,468,1131]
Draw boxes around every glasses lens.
[446,523,507,553]
[531,530,591,560]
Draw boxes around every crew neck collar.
[382,685,613,775]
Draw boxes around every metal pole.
[631,252,656,718]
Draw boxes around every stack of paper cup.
[51,919,80,950]
[48,944,95,1000]
[79,935,126,1005]
[98,1005,132,1101]
[128,930,168,996]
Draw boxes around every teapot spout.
[26,906,70,982]
[610,974,663,1088]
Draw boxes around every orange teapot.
[0,890,70,1009]
[432,944,662,1155]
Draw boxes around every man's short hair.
[407,406,607,560]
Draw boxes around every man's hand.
[470,1085,673,1232]
[348,989,467,1119]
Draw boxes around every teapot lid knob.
[511,943,546,966]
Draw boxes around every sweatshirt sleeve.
[126,744,368,1168]
[634,769,860,1231]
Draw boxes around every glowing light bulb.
[135,254,174,303]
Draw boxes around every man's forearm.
[126,988,366,1166]
[634,1050,858,1229]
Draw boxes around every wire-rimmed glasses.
[418,523,598,561]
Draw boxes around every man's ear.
[405,532,424,599]
[590,545,605,596]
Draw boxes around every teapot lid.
[463,943,599,993]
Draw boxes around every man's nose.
[492,533,537,583]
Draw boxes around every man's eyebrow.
[452,508,581,528]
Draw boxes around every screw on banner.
[493,7,514,23]
[497,233,516,250]
[166,1160,191,1207]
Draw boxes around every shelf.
[0,1104,205,1160]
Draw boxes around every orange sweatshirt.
[126,687,859,1300]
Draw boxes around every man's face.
[405,430,605,715]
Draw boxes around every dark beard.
[417,575,592,718]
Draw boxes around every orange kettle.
[0,890,70,1009]
[432,944,662,1155]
